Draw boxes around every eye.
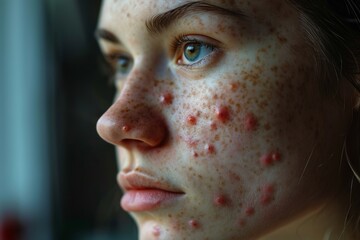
[107,53,133,76]
[173,35,219,67]
[181,42,215,65]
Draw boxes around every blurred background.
[0,0,137,239]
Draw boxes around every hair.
[288,0,360,236]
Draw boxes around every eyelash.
[171,34,219,67]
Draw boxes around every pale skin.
[96,0,357,239]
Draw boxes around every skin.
[96,0,356,239]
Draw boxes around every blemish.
[187,115,197,125]
[230,82,239,92]
[192,151,199,158]
[216,106,230,123]
[260,153,273,167]
[260,184,275,206]
[214,195,229,206]
[245,207,255,216]
[152,226,161,237]
[188,219,200,229]
[122,125,131,132]
[159,92,173,105]
[272,152,281,162]
[205,144,216,154]
[210,121,218,131]
[245,112,258,131]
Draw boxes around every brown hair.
[289,0,360,236]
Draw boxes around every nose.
[96,74,168,148]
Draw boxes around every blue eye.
[115,56,132,75]
[182,42,215,65]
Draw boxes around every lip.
[118,171,184,212]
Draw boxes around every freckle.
[152,226,161,237]
[245,207,255,216]
[216,106,230,123]
[210,121,218,130]
[260,153,273,167]
[187,115,197,125]
[245,112,258,131]
[214,195,229,206]
[205,144,216,154]
[188,219,200,229]
[122,125,131,132]
[230,82,239,92]
[159,92,173,105]
[272,152,281,162]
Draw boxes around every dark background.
[49,1,137,239]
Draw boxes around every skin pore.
[96,0,357,239]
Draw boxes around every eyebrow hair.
[95,28,120,44]
[145,1,246,34]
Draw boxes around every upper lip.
[118,171,184,193]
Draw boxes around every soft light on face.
[96,0,352,239]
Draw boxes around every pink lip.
[118,172,184,212]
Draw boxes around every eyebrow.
[145,1,246,34]
[95,29,120,44]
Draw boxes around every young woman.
[96,0,360,239]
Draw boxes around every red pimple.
[187,115,197,125]
[188,219,200,229]
[272,152,281,162]
[192,151,199,158]
[122,125,131,132]
[152,226,161,237]
[159,92,173,105]
[260,153,273,167]
[245,207,255,216]
[214,195,229,206]
[245,112,258,131]
[216,106,230,123]
[205,144,216,154]
[260,184,275,206]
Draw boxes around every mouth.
[118,171,185,212]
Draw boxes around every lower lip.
[121,189,184,212]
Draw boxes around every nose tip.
[96,103,167,148]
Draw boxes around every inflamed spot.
[260,184,275,206]
[214,195,229,207]
[245,112,258,131]
[152,226,161,237]
[245,207,255,216]
[122,125,131,133]
[187,115,197,125]
[205,144,216,154]
[159,92,173,105]
[216,106,230,123]
[260,151,282,167]
[188,219,201,229]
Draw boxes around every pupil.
[185,43,201,61]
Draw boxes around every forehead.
[98,0,296,31]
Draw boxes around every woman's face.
[96,0,352,239]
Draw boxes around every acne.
[205,144,216,154]
[216,106,230,123]
[260,184,275,206]
[122,125,131,132]
[152,225,161,237]
[159,92,173,105]
[260,151,282,167]
[245,207,255,216]
[210,121,218,131]
[214,195,230,207]
[188,219,201,229]
[244,112,258,131]
[187,115,197,125]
